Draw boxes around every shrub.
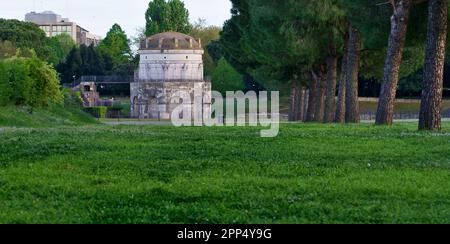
[0,19,55,63]
[212,58,244,94]
[27,57,64,107]
[0,62,12,105]
[0,56,63,107]
[63,89,84,108]
[114,102,131,118]
[0,40,16,59]
[1,57,33,105]
[84,106,108,118]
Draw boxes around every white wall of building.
[138,50,204,81]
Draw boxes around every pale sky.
[0,0,231,38]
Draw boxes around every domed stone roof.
[140,32,202,50]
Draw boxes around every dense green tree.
[338,0,429,125]
[113,54,140,77]
[80,45,106,75]
[145,0,170,36]
[218,0,348,122]
[57,44,115,83]
[341,0,428,124]
[190,19,222,77]
[0,40,16,59]
[0,19,51,61]
[217,0,288,92]
[208,39,264,93]
[0,19,80,66]
[0,58,32,105]
[145,0,192,36]
[99,24,131,67]
[167,0,192,33]
[58,47,82,83]
[215,0,450,130]
[212,58,244,94]
[0,59,14,105]
[0,40,45,62]
[27,56,64,107]
[217,6,259,77]
[215,0,266,96]
[206,40,223,64]
[0,56,63,107]
[47,34,76,65]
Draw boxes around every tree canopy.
[0,19,77,66]
[0,55,63,107]
[0,19,49,59]
[216,0,450,125]
[57,44,113,83]
[189,19,222,77]
[47,34,76,65]
[212,57,245,94]
[98,24,131,67]
[145,0,192,36]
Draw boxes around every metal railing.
[360,109,450,121]
[79,76,210,84]
[80,75,134,84]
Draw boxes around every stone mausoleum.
[130,32,211,119]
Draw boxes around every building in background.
[25,11,101,46]
[131,32,211,120]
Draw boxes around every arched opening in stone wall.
[132,96,139,117]
[148,96,158,119]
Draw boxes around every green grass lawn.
[0,122,449,224]
[0,105,97,127]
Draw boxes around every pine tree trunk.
[288,81,298,121]
[376,0,412,125]
[306,72,318,122]
[345,26,361,123]
[296,87,306,121]
[293,84,300,121]
[314,68,326,122]
[293,83,300,121]
[419,0,448,130]
[303,89,310,121]
[324,44,338,123]
[289,81,307,122]
[335,33,349,123]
